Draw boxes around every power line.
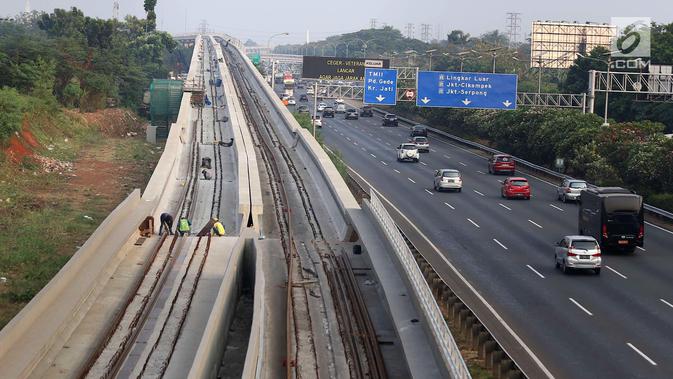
[369,18,377,29]
[506,12,522,47]
[112,0,119,20]
[420,24,431,43]
[405,23,414,39]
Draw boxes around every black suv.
[299,94,309,102]
[360,105,373,117]
[410,124,428,137]
[382,113,398,126]
[322,106,335,118]
[345,109,359,120]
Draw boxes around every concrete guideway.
[222,37,468,378]
[0,33,261,378]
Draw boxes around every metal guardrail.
[371,107,673,224]
[369,191,471,379]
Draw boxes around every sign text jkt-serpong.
[302,56,390,81]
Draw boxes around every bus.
[579,187,644,252]
[283,73,295,97]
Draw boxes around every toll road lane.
[316,103,673,378]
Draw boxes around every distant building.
[531,21,616,69]
[244,46,271,56]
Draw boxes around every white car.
[287,97,296,105]
[334,98,345,104]
[555,235,601,275]
[307,87,315,95]
[397,143,420,162]
[433,169,462,192]
[335,103,346,113]
[312,115,322,128]
[317,102,327,111]
[411,136,429,152]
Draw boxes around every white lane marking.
[493,239,508,250]
[569,298,593,316]
[444,202,455,210]
[361,147,367,152]
[499,203,512,211]
[443,155,451,159]
[420,161,427,166]
[473,190,485,196]
[408,178,416,183]
[339,133,344,136]
[605,265,628,279]
[346,136,352,141]
[526,265,545,279]
[459,162,467,166]
[645,221,673,236]
[348,168,555,379]
[380,161,388,166]
[497,180,504,184]
[626,343,658,366]
[353,142,358,146]
[376,138,382,142]
[467,218,480,228]
[636,246,646,252]
[431,148,437,152]
[528,220,543,229]
[660,298,673,309]
[424,189,434,195]
[370,153,377,158]
[393,169,401,174]
[549,204,565,212]
[386,142,391,146]
[477,170,486,174]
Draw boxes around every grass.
[292,112,348,180]
[0,106,158,329]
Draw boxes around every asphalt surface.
[287,90,673,379]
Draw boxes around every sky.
[3,0,673,46]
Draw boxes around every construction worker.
[177,217,191,236]
[211,218,225,236]
[159,213,173,235]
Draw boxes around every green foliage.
[62,78,83,107]
[0,87,27,141]
[0,7,176,119]
[396,102,673,210]
[648,193,673,212]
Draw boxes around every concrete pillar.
[146,125,158,144]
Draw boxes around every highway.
[292,92,673,378]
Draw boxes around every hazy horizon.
[4,1,673,46]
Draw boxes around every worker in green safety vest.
[177,217,191,236]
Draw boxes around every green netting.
[149,79,184,126]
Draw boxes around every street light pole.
[537,56,543,94]
[267,32,289,91]
[426,49,437,70]
[603,56,611,126]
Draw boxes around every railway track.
[82,37,226,379]
[221,41,386,379]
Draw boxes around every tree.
[447,30,470,45]
[144,0,157,32]
[561,46,609,93]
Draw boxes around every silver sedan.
[555,235,601,275]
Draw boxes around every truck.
[579,187,644,252]
[283,73,295,97]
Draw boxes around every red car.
[502,177,531,200]
[488,154,516,175]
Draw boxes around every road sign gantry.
[364,68,398,105]
[416,71,517,110]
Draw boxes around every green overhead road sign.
[248,53,261,65]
